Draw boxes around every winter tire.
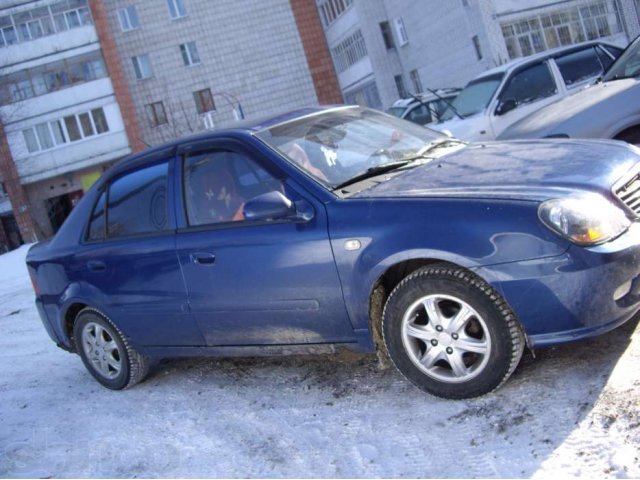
[382,264,525,399]
[73,308,150,390]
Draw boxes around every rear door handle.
[191,252,216,266]
[87,260,106,272]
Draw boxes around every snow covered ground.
[0,245,638,478]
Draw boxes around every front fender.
[327,198,569,331]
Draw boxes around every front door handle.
[191,252,216,266]
[87,260,106,272]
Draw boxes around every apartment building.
[101,0,341,147]
[0,0,341,247]
[319,0,640,109]
[0,0,142,244]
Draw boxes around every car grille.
[615,172,640,216]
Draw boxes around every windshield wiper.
[333,161,411,190]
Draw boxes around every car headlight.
[538,194,631,246]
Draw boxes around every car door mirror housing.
[243,191,297,222]
[496,98,517,116]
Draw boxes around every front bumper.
[477,222,640,347]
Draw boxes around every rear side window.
[555,47,603,87]
[106,162,169,238]
[499,62,557,107]
[87,191,106,241]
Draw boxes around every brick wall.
[0,123,39,242]
[290,0,343,104]
[89,0,146,153]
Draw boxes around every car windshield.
[255,107,445,189]
[439,73,504,121]
[386,106,407,117]
[603,37,640,82]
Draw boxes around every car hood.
[498,79,640,140]
[432,114,487,141]
[353,139,639,202]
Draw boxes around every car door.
[174,138,355,346]
[74,153,204,347]
[491,61,563,137]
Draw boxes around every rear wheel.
[382,264,524,399]
[74,308,150,390]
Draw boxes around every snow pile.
[0,246,638,477]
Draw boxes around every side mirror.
[244,191,305,222]
[496,98,517,116]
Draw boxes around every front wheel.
[74,308,150,390]
[382,264,524,399]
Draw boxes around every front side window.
[183,150,282,226]
[498,62,557,107]
[107,163,169,238]
[405,104,432,125]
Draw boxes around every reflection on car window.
[440,74,503,121]
[406,104,432,125]
[87,191,106,241]
[556,47,603,87]
[184,150,282,226]
[255,108,443,189]
[107,162,169,238]
[499,62,557,107]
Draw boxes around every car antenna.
[419,88,463,121]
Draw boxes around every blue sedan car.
[26,106,640,399]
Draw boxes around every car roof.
[475,40,621,80]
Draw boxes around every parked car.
[433,40,623,141]
[26,106,640,399]
[386,88,461,125]
[498,35,640,144]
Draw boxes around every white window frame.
[132,54,153,80]
[21,108,109,155]
[167,0,187,19]
[180,41,200,66]
[118,6,140,32]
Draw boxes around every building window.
[0,0,91,49]
[167,0,187,19]
[0,182,6,198]
[118,6,140,32]
[146,101,168,127]
[379,21,395,50]
[180,41,201,66]
[394,17,409,46]
[193,89,215,114]
[500,0,622,59]
[0,52,109,107]
[394,75,408,98]
[462,0,469,6]
[472,35,483,60]
[331,29,368,72]
[22,107,109,154]
[344,81,382,109]
[409,69,423,93]
[132,54,153,80]
[318,0,353,28]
